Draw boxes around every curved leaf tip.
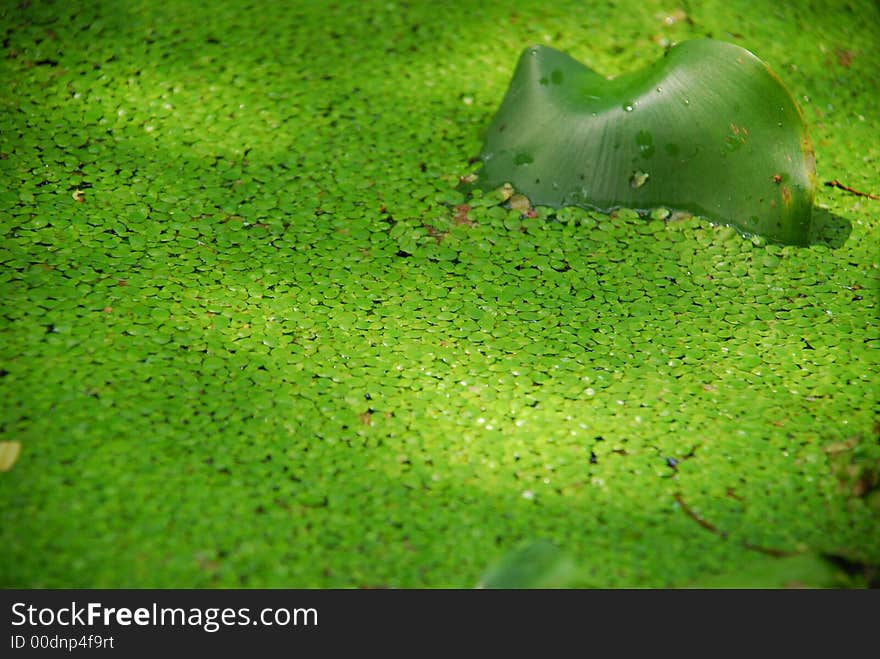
[471,40,816,245]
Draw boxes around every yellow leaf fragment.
[0,441,22,472]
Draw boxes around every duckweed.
[0,0,877,588]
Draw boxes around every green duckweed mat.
[1,0,878,588]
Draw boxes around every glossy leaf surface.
[475,40,816,244]
[476,540,578,589]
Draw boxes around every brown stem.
[675,492,799,558]
[674,493,724,536]
[824,180,880,200]
[743,542,797,558]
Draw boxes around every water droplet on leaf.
[636,130,655,158]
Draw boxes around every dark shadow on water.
[809,207,852,248]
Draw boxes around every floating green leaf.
[472,40,816,244]
[477,540,579,589]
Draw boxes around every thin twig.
[674,493,799,558]
[743,542,797,558]
[674,493,724,535]
[824,180,880,200]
